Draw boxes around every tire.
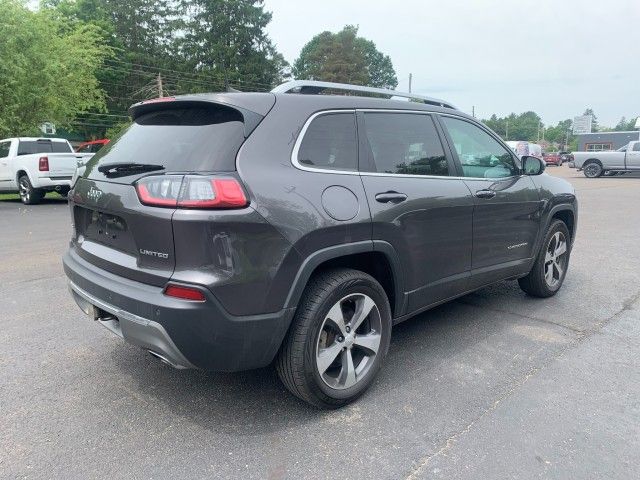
[519,219,571,298]
[558,159,563,166]
[583,161,603,178]
[18,175,44,205]
[276,268,392,409]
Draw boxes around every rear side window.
[362,113,449,176]
[0,141,9,158]
[297,113,357,171]
[17,140,72,155]
[86,105,246,179]
[634,143,640,152]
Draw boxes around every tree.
[582,108,598,132]
[0,0,109,137]
[614,117,637,131]
[178,0,289,91]
[293,25,398,89]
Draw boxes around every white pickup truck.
[572,140,640,178]
[0,137,93,204]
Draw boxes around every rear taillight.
[39,156,49,171]
[135,175,248,209]
[164,284,206,301]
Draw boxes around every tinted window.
[297,113,357,171]
[0,141,9,158]
[441,117,518,178]
[17,140,72,155]
[86,105,246,179]
[633,143,640,152]
[363,113,449,176]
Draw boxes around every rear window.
[17,140,72,155]
[85,104,246,179]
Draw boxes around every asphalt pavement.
[1,167,639,479]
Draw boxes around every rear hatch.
[69,94,274,286]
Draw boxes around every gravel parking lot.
[1,167,639,480]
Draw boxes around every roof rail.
[271,80,456,109]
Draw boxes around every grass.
[0,192,65,201]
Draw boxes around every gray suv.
[63,81,577,408]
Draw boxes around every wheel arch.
[283,241,405,318]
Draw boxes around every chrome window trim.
[290,109,522,181]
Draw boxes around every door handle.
[375,191,407,203]
[475,189,496,199]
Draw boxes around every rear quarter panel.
[236,97,373,311]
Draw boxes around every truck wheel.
[583,161,603,178]
[18,175,44,205]
[519,219,571,298]
[276,268,392,409]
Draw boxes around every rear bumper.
[63,248,295,372]
[34,176,72,189]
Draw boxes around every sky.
[264,0,640,127]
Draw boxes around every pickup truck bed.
[572,140,640,178]
[0,137,93,204]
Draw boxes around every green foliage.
[293,25,398,89]
[0,0,110,137]
[178,0,289,90]
[614,117,638,131]
[582,108,598,131]
[483,111,542,142]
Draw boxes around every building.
[575,131,640,152]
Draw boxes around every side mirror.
[522,155,545,175]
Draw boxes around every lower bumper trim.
[69,280,195,369]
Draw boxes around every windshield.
[84,104,247,181]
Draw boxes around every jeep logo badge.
[87,186,103,202]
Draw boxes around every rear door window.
[362,113,450,176]
[0,141,9,158]
[85,104,247,180]
[297,113,357,171]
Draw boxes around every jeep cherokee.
[63,80,577,408]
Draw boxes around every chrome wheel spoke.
[339,349,357,389]
[555,240,567,257]
[544,265,554,284]
[317,341,343,374]
[325,302,347,335]
[353,332,381,355]
[351,295,376,331]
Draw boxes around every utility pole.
[506,120,509,141]
[157,73,164,98]
[408,73,412,93]
[472,106,475,118]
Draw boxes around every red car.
[542,152,563,166]
[76,139,109,154]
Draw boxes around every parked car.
[559,151,573,164]
[543,152,563,166]
[572,141,640,177]
[0,137,93,204]
[63,80,578,408]
[505,141,543,160]
[76,139,109,154]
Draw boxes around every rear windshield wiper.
[98,162,164,175]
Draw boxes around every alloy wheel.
[18,177,30,203]
[584,163,601,178]
[544,231,567,288]
[315,293,382,390]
